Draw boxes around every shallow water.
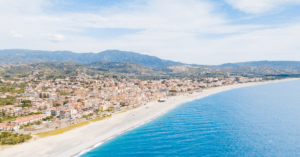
[81,80,300,157]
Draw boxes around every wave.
[74,148,93,157]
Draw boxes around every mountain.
[0,61,159,79]
[1,62,85,78]
[1,49,299,73]
[218,61,300,72]
[88,61,154,73]
[0,49,182,67]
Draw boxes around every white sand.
[1,78,298,157]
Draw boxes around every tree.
[42,87,48,91]
[2,110,6,116]
[21,100,31,104]
[53,103,61,107]
[35,120,42,125]
[0,132,32,145]
[60,92,70,96]
[5,101,13,105]
[99,106,103,112]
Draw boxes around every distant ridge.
[218,61,300,71]
[0,49,182,67]
[1,49,300,71]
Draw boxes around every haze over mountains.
[218,61,300,71]
[0,49,300,72]
[0,49,181,67]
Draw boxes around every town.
[0,69,264,133]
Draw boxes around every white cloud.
[11,31,24,38]
[0,0,299,64]
[63,0,225,31]
[39,34,65,42]
[225,0,300,14]
[0,0,49,14]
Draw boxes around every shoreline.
[75,78,300,157]
[1,78,298,157]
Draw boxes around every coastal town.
[0,69,266,134]
[1,0,300,155]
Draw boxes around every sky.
[0,0,300,65]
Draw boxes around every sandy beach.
[0,78,298,157]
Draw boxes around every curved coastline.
[74,93,200,157]
[0,78,298,157]
[74,78,300,157]
[68,78,300,157]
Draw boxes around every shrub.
[0,132,32,145]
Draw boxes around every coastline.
[1,78,298,157]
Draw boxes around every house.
[15,109,31,117]
[48,108,60,117]
[11,114,47,126]
[71,113,82,119]
[81,106,93,112]
[49,93,58,99]
[70,109,78,115]
[82,110,93,116]
[42,109,52,117]
[0,123,19,131]
[60,110,71,119]
[0,105,14,114]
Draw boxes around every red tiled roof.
[12,114,47,123]
[4,105,13,108]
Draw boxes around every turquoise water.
[81,80,300,156]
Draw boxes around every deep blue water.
[81,80,300,157]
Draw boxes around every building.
[0,123,19,131]
[60,110,71,119]
[42,109,52,116]
[11,114,47,126]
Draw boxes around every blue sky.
[1,0,300,65]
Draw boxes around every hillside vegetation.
[0,61,159,79]
[0,49,181,67]
[89,61,154,73]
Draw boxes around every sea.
[81,79,300,157]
